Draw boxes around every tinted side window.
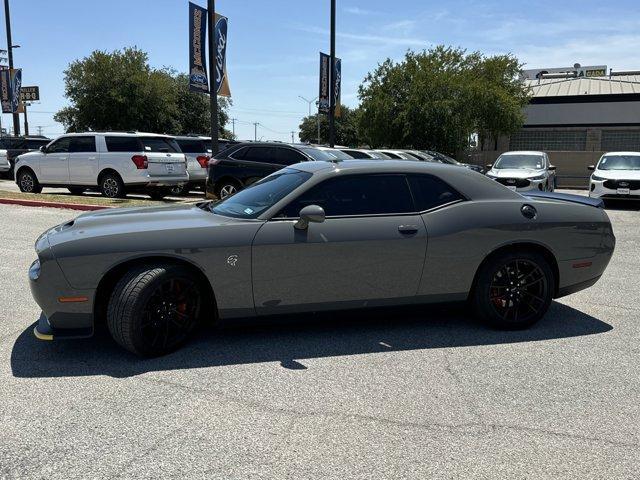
[280,174,414,217]
[141,137,180,153]
[241,147,274,163]
[105,136,142,152]
[26,139,50,150]
[47,137,71,153]
[176,139,206,153]
[69,136,96,153]
[407,175,464,211]
[343,150,368,159]
[271,147,306,166]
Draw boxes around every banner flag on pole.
[333,57,342,117]
[1,68,22,114]
[318,52,330,113]
[214,13,231,97]
[189,2,209,93]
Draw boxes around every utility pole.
[207,0,219,155]
[291,131,295,143]
[328,0,336,147]
[253,122,258,141]
[3,0,19,136]
[23,102,28,135]
[230,117,236,138]
[36,125,43,136]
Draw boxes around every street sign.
[20,85,39,102]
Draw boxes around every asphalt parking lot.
[1,195,639,479]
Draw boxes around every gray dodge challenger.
[29,160,615,356]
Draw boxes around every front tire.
[107,264,203,357]
[17,169,42,193]
[472,251,554,329]
[214,179,241,199]
[100,172,126,198]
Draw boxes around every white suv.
[589,152,640,201]
[485,151,556,192]
[14,132,188,199]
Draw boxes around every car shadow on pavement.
[11,301,612,379]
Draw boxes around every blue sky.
[3,0,640,141]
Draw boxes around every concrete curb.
[0,197,112,211]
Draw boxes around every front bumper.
[590,181,640,199]
[30,234,96,340]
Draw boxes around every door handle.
[398,225,419,234]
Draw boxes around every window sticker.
[244,207,254,215]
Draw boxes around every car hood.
[489,168,545,179]
[594,169,640,180]
[45,202,255,249]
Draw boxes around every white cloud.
[343,6,381,16]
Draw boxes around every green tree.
[298,105,360,146]
[357,46,530,154]
[54,47,231,136]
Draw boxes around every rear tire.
[17,169,42,193]
[472,250,554,329]
[100,172,126,198]
[149,188,170,200]
[106,264,203,357]
[170,184,189,196]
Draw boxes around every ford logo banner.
[214,13,231,97]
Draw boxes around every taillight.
[131,155,148,169]
[196,155,210,168]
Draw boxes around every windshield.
[426,151,461,165]
[494,154,544,170]
[212,169,312,218]
[300,147,345,161]
[598,155,640,170]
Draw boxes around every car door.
[68,136,98,184]
[251,173,428,314]
[40,137,70,183]
[225,146,290,186]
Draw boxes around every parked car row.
[12,132,238,199]
[205,143,486,199]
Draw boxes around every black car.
[205,142,337,199]
[0,136,51,178]
[423,150,484,173]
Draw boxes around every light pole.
[3,0,20,136]
[207,0,219,155]
[328,0,336,147]
[298,95,319,144]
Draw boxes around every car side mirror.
[548,165,556,171]
[485,164,493,170]
[39,146,47,153]
[587,165,595,171]
[294,205,325,230]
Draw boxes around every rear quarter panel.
[418,198,612,297]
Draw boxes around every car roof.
[58,132,173,138]
[602,151,640,156]
[500,151,546,156]
[291,159,456,174]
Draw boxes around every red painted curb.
[0,197,112,211]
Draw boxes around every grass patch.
[0,189,191,207]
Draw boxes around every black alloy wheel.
[107,264,203,356]
[488,259,548,324]
[472,251,554,329]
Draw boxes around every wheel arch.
[469,242,560,300]
[16,164,39,182]
[93,255,217,327]
[97,167,123,184]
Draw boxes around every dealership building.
[476,64,640,187]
